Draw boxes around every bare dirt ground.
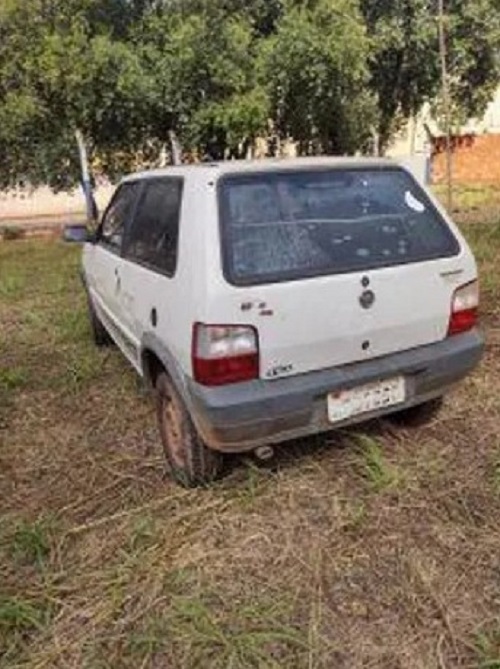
[1,189,500,668]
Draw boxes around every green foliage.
[11,519,52,567]
[1,0,500,186]
[137,6,269,159]
[356,435,401,491]
[0,367,27,393]
[445,0,500,127]
[0,596,50,663]
[361,0,500,149]
[261,0,376,155]
[163,595,308,666]
[0,597,44,635]
[361,0,439,148]
[0,368,27,427]
[0,0,151,189]
[0,272,25,301]
[476,625,500,668]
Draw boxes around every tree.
[134,2,270,160]
[360,0,500,151]
[0,0,272,187]
[1,0,500,188]
[0,0,151,189]
[260,0,377,155]
[445,0,500,127]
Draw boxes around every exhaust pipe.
[254,446,275,462]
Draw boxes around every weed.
[0,597,43,635]
[125,615,169,659]
[476,626,500,669]
[128,515,157,552]
[165,594,308,667]
[62,348,104,390]
[236,462,274,509]
[0,368,27,429]
[0,367,27,393]
[0,273,25,299]
[356,434,400,491]
[11,518,52,567]
[345,500,367,531]
[0,596,48,663]
[54,308,90,344]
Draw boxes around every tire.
[155,371,224,487]
[87,296,112,347]
[387,397,444,428]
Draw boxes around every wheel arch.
[141,349,165,389]
[140,333,190,398]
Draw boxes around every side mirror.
[62,224,94,244]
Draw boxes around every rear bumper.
[186,330,484,453]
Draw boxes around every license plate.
[327,377,406,424]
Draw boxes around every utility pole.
[438,0,453,211]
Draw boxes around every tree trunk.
[75,129,98,224]
[169,130,183,165]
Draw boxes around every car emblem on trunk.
[359,290,376,310]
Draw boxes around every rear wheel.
[387,397,444,428]
[155,372,224,487]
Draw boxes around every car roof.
[121,156,404,184]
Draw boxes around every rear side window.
[219,168,460,286]
[124,178,183,276]
[100,182,140,250]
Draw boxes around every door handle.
[115,268,121,292]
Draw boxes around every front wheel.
[87,295,112,347]
[387,397,444,428]
[155,372,224,487]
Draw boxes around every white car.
[65,158,484,487]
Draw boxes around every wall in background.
[0,184,115,223]
[432,134,500,185]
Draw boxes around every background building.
[388,88,500,184]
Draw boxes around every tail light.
[192,323,259,386]
[448,280,479,336]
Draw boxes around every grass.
[434,184,500,224]
[82,583,307,668]
[9,518,53,568]
[1,190,500,668]
[355,434,402,492]
[475,625,500,669]
[0,596,50,664]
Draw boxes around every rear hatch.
[217,166,464,380]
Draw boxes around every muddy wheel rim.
[161,393,185,469]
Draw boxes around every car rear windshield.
[218,168,460,286]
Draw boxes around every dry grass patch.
[1,220,500,667]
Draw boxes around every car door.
[83,180,142,362]
[119,177,184,365]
